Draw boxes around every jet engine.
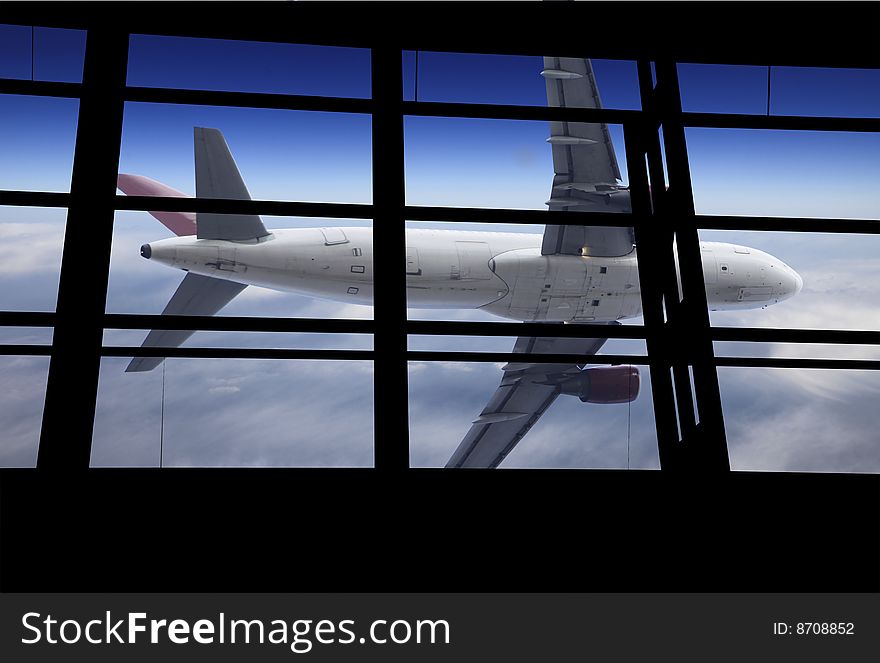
[558,365,640,404]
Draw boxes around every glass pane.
[92,357,374,467]
[34,27,86,83]
[0,206,66,311]
[687,128,880,219]
[103,329,371,351]
[0,355,49,467]
[0,95,79,192]
[0,24,30,79]
[0,25,86,83]
[128,35,370,97]
[679,63,880,118]
[699,230,878,331]
[408,335,646,356]
[0,328,52,345]
[719,367,880,473]
[409,361,656,469]
[771,67,880,118]
[715,341,880,361]
[107,212,373,320]
[406,117,628,210]
[120,103,371,204]
[678,63,770,115]
[403,52,640,109]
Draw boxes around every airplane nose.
[140,243,152,260]
[777,263,802,300]
[792,269,803,295]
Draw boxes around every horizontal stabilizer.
[126,273,247,372]
[194,127,270,242]
[116,174,197,237]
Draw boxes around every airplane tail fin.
[116,174,197,237]
[124,127,270,373]
[193,127,270,241]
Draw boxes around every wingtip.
[125,357,164,373]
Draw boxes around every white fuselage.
[143,227,803,322]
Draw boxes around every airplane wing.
[541,56,634,257]
[446,58,635,467]
[125,273,247,372]
[445,333,611,468]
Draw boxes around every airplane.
[117,56,803,468]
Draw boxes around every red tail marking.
[117,174,197,237]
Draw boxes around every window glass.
[409,361,656,469]
[0,206,66,311]
[128,35,370,97]
[0,355,50,468]
[406,117,628,210]
[687,129,880,219]
[403,51,640,109]
[120,103,371,204]
[0,328,53,345]
[0,95,79,192]
[699,231,878,331]
[92,357,374,467]
[408,335,646,356]
[679,63,880,118]
[0,25,86,83]
[678,63,769,115]
[719,367,880,473]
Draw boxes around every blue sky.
[2,30,880,472]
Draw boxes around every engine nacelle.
[559,365,640,404]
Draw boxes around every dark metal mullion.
[106,314,647,339]
[715,357,880,370]
[405,205,642,227]
[655,60,729,471]
[712,327,880,345]
[37,27,130,470]
[372,45,409,471]
[96,347,647,365]
[637,60,697,444]
[0,312,56,327]
[103,313,374,335]
[407,352,647,366]
[115,195,373,220]
[90,347,880,371]
[113,194,644,227]
[697,215,880,234]
[406,320,646,339]
[0,190,70,208]
[0,345,52,356]
[683,111,880,133]
[0,78,81,98]
[102,347,371,362]
[125,86,373,114]
[624,114,680,468]
[403,100,638,124]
